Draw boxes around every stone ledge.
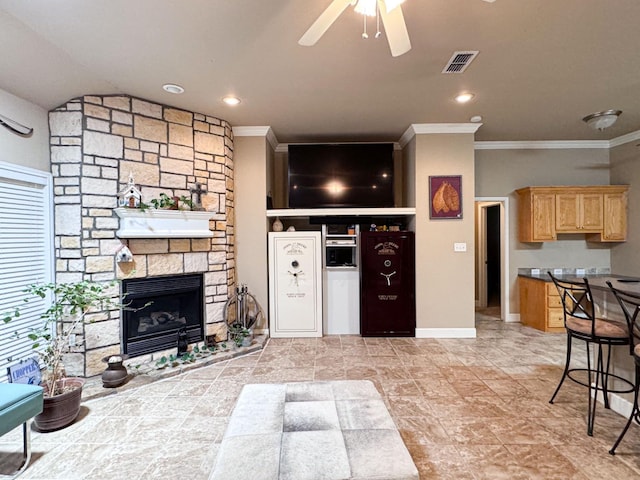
[81,334,267,401]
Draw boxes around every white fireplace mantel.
[115,208,214,238]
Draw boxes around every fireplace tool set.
[224,285,264,345]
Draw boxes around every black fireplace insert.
[121,274,204,357]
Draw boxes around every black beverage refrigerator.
[360,231,415,336]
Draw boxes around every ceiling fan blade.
[299,0,355,46]
[378,1,411,57]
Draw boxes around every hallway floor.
[2,314,640,479]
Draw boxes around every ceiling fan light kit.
[300,0,494,57]
[582,109,622,131]
[299,0,411,57]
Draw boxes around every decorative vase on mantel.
[272,217,284,232]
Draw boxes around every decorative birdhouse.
[118,173,142,208]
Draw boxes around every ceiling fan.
[299,0,496,57]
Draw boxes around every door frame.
[475,197,511,322]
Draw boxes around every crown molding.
[399,123,482,148]
[234,126,640,152]
[275,141,401,154]
[610,129,640,148]
[474,140,610,150]
[232,126,279,150]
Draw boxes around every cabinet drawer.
[546,283,559,296]
[548,294,562,309]
[547,309,565,328]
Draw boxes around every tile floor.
[2,312,640,479]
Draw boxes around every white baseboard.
[595,390,634,419]
[415,328,477,338]
[505,313,520,323]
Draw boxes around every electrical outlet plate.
[553,268,563,275]
[576,268,586,276]
[531,268,540,275]
[454,242,467,252]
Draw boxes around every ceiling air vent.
[442,51,479,74]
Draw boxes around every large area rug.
[210,380,419,480]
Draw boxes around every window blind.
[0,161,53,383]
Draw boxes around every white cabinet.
[324,269,360,335]
[268,232,323,337]
[321,224,360,335]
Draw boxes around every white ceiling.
[1,0,639,144]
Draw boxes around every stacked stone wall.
[49,95,234,376]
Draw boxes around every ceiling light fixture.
[455,93,475,104]
[582,110,622,131]
[222,96,241,106]
[162,84,184,94]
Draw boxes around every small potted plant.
[139,193,195,211]
[3,280,121,431]
[228,323,252,348]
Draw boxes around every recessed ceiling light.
[162,83,185,94]
[222,96,241,106]
[455,93,475,104]
[470,115,483,123]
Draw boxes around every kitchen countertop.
[518,272,640,294]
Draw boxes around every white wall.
[610,141,640,275]
[0,88,49,171]
[234,134,271,330]
[475,147,612,315]
[414,132,476,333]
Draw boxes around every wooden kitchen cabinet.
[555,193,603,232]
[516,186,628,242]
[518,276,565,333]
[601,192,628,241]
[517,190,556,241]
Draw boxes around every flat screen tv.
[288,143,394,209]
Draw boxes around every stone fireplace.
[121,274,204,357]
[49,94,235,377]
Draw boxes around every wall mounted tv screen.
[288,143,394,209]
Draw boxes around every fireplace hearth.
[122,274,204,357]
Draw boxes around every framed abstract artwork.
[429,175,462,219]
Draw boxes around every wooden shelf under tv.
[266,208,416,218]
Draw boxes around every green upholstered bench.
[0,383,44,479]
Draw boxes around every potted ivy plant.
[228,323,252,348]
[3,280,120,431]
[139,193,195,211]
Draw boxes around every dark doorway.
[486,205,501,308]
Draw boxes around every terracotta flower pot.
[35,377,85,432]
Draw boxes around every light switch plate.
[553,268,563,275]
[454,242,467,252]
[531,268,540,275]
[576,268,586,276]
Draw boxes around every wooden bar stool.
[548,273,633,436]
[606,281,640,455]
